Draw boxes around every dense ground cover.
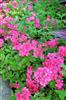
[0,0,66,100]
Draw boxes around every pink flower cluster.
[26,51,64,92]
[58,46,66,57]
[34,67,53,87]
[0,28,4,33]
[27,2,33,11]
[43,53,64,68]
[16,87,31,100]
[46,16,51,22]
[15,51,65,100]
[26,13,41,29]
[34,0,38,3]
[26,12,36,22]
[9,31,44,58]
[11,0,18,9]
[42,38,58,48]
[0,0,2,3]
[33,43,44,58]
[18,40,32,56]
[34,18,41,29]
[26,66,39,94]
[55,79,64,90]
[0,2,16,27]
[34,53,64,88]
[0,39,4,48]
[64,4,66,7]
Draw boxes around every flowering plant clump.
[0,0,66,100]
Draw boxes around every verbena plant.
[0,0,66,100]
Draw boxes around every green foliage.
[8,95,16,100]
[49,81,55,89]
[7,0,65,39]
[55,90,66,100]
[31,92,50,100]
[0,0,66,100]
[61,64,66,70]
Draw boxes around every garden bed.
[0,0,66,100]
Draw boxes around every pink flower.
[33,44,44,58]
[26,66,39,94]
[47,38,58,48]
[53,20,56,28]
[22,0,27,4]
[26,18,31,22]
[31,40,39,50]
[10,30,19,45]
[64,4,66,7]
[4,7,10,13]
[27,2,33,11]
[4,34,9,40]
[0,8,2,13]
[34,0,38,3]
[0,0,2,3]
[42,53,64,80]
[15,83,20,89]
[26,66,33,80]
[19,40,32,56]
[29,16,35,21]
[1,2,8,7]
[26,15,35,22]
[6,16,15,22]
[34,18,41,29]
[14,24,18,29]
[42,38,58,48]
[34,18,40,24]
[10,37,19,45]
[7,24,15,29]
[34,67,53,87]
[32,12,36,17]
[34,61,64,88]
[58,46,66,57]
[34,23,41,29]
[43,53,64,68]
[55,79,64,90]
[46,16,51,22]
[0,28,4,33]
[16,92,21,100]
[19,33,27,42]
[10,30,19,38]
[26,80,39,94]
[16,87,31,100]
[12,1,18,9]
[0,39,4,48]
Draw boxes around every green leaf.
[62,70,66,78]
[61,64,66,70]
[49,81,55,88]
[8,95,16,100]
[55,90,66,100]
